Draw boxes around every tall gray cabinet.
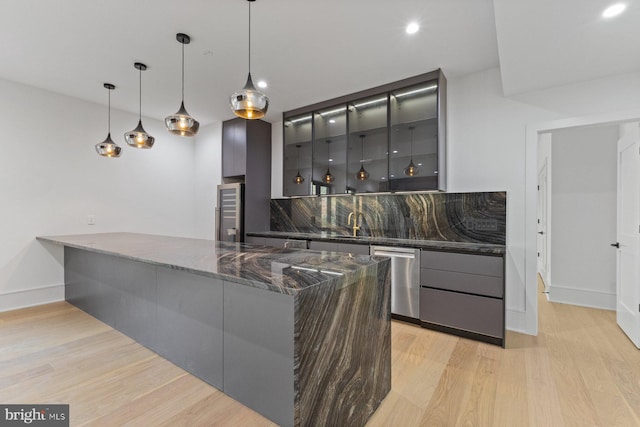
[222,118,272,241]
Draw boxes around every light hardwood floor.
[1,285,639,426]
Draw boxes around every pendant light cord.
[181,41,185,102]
[409,127,414,159]
[107,88,111,134]
[139,67,142,121]
[248,1,252,73]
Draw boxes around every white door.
[537,163,548,286]
[616,123,640,348]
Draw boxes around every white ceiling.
[0,0,638,126]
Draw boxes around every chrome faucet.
[347,211,364,237]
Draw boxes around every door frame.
[525,108,640,335]
[536,159,550,291]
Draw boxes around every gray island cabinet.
[37,232,391,427]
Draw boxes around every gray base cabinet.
[223,282,295,425]
[420,250,505,346]
[156,267,224,389]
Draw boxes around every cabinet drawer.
[245,236,266,245]
[421,250,503,277]
[264,238,287,248]
[420,287,503,338]
[421,268,503,298]
[337,242,370,255]
[309,241,338,252]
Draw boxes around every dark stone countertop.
[247,231,506,256]
[37,232,389,295]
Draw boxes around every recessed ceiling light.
[257,80,268,89]
[406,22,419,34]
[392,150,399,154]
[328,158,333,162]
[329,119,336,124]
[602,3,626,18]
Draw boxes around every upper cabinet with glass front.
[312,106,347,195]
[282,70,446,196]
[283,113,312,196]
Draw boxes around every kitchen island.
[37,233,391,427]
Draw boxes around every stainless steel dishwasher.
[370,246,420,322]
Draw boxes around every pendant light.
[125,63,155,149]
[404,126,419,177]
[322,140,334,184]
[293,144,305,184]
[165,33,199,136]
[230,0,269,119]
[95,83,122,158]
[356,134,369,181]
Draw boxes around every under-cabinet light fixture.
[395,85,437,98]
[319,107,346,117]
[288,116,312,124]
[352,97,387,109]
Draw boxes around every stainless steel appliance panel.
[370,246,420,320]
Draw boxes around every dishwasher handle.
[371,250,416,259]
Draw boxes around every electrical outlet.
[88,215,96,225]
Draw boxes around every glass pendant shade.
[293,144,304,184]
[404,160,419,176]
[356,165,370,181]
[95,83,122,158]
[125,120,155,149]
[404,126,419,176]
[230,73,269,119]
[95,133,122,158]
[125,63,155,149]
[165,101,200,136]
[165,33,199,136]
[230,0,269,119]
[356,134,369,181]
[323,169,335,184]
[323,140,334,183]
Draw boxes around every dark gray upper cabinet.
[222,119,247,178]
[222,118,271,179]
[282,69,447,196]
[222,118,272,239]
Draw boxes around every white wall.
[549,125,618,309]
[0,78,197,311]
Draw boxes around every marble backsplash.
[270,192,506,245]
